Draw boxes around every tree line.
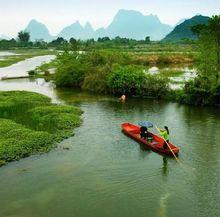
[0,31,151,50]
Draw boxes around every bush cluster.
[180,77,220,105]
[54,51,170,98]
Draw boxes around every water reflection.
[162,157,168,176]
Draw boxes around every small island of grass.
[0,91,83,166]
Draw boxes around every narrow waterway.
[0,55,55,79]
[0,56,219,217]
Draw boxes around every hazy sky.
[0,0,219,37]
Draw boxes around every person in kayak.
[140,126,148,140]
[159,126,170,149]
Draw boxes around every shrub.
[82,64,111,93]
[140,74,169,98]
[181,76,215,105]
[28,70,36,76]
[55,52,87,87]
[107,65,169,98]
[107,65,146,96]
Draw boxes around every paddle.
[155,125,179,163]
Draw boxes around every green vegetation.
[108,65,168,97]
[130,52,195,65]
[0,119,54,165]
[163,15,209,42]
[180,15,220,105]
[0,29,197,53]
[159,69,184,78]
[0,91,82,166]
[54,50,169,98]
[18,31,30,46]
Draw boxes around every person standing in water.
[119,95,126,102]
[159,126,170,149]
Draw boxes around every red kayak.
[122,123,180,156]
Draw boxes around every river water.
[0,57,219,217]
[0,55,55,79]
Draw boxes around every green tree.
[18,31,30,43]
[54,52,87,87]
[145,36,150,43]
[194,15,220,83]
[69,37,78,50]
[182,15,220,105]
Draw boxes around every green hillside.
[163,15,210,42]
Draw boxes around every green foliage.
[69,38,79,50]
[0,39,17,50]
[107,65,145,95]
[55,52,87,87]
[18,31,30,46]
[28,105,82,136]
[54,50,130,89]
[107,65,169,97]
[0,91,50,119]
[49,37,68,48]
[0,119,54,162]
[181,15,220,105]
[163,15,209,42]
[166,89,185,102]
[140,74,169,98]
[0,91,82,166]
[82,64,111,93]
[181,77,220,105]
[54,50,170,98]
[130,52,195,66]
[159,69,184,78]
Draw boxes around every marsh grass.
[131,53,195,66]
[0,91,82,166]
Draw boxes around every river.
[0,56,219,217]
[0,55,55,79]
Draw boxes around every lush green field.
[0,91,82,166]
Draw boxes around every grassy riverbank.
[0,49,56,68]
[0,91,82,166]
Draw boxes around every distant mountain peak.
[84,22,93,30]
[21,10,209,42]
[84,22,94,38]
[25,19,52,42]
[117,9,141,14]
[69,21,82,27]
[148,14,158,18]
[115,9,144,18]
[29,19,40,24]
[58,21,85,40]
[105,9,172,40]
